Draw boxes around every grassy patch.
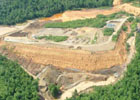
[127,32,134,40]
[132,1,140,7]
[112,34,118,41]
[36,35,68,42]
[103,28,114,36]
[91,33,98,44]
[45,17,107,28]
[126,42,130,53]
[112,30,121,42]
[45,11,132,28]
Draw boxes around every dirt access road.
[60,76,116,100]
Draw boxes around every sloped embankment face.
[119,4,140,16]
[0,25,128,73]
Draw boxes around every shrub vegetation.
[36,35,68,42]
[122,25,128,31]
[127,17,134,22]
[45,17,107,28]
[112,29,121,42]
[126,43,130,52]
[45,11,132,28]
[48,84,60,98]
[103,28,114,36]
[127,32,134,40]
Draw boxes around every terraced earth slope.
[0,23,128,72]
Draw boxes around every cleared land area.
[0,27,17,36]
[0,1,139,100]
[0,2,137,76]
[0,25,128,72]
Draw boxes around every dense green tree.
[48,84,60,98]
[0,0,113,25]
[0,55,39,100]
[123,0,140,3]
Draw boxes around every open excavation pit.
[0,25,127,74]
[0,1,138,99]
[0,2,138,99]
[0,13,129,76]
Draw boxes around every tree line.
[123,0,140,3]
[0,0,113,25]
[0,55,39,100]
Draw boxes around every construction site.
[0,0,139,100]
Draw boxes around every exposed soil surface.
[0,1,136,76]
[0,23,128,73]
[0,1,138,99]
[9,31,28,37]
[39,13,62,22]
[113,0,122,6]
[0,26,17,36]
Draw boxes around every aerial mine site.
[0,0,140,100]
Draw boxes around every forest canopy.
[122,0,140,3]
[0,0,113,25]
[0,55,39,100]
